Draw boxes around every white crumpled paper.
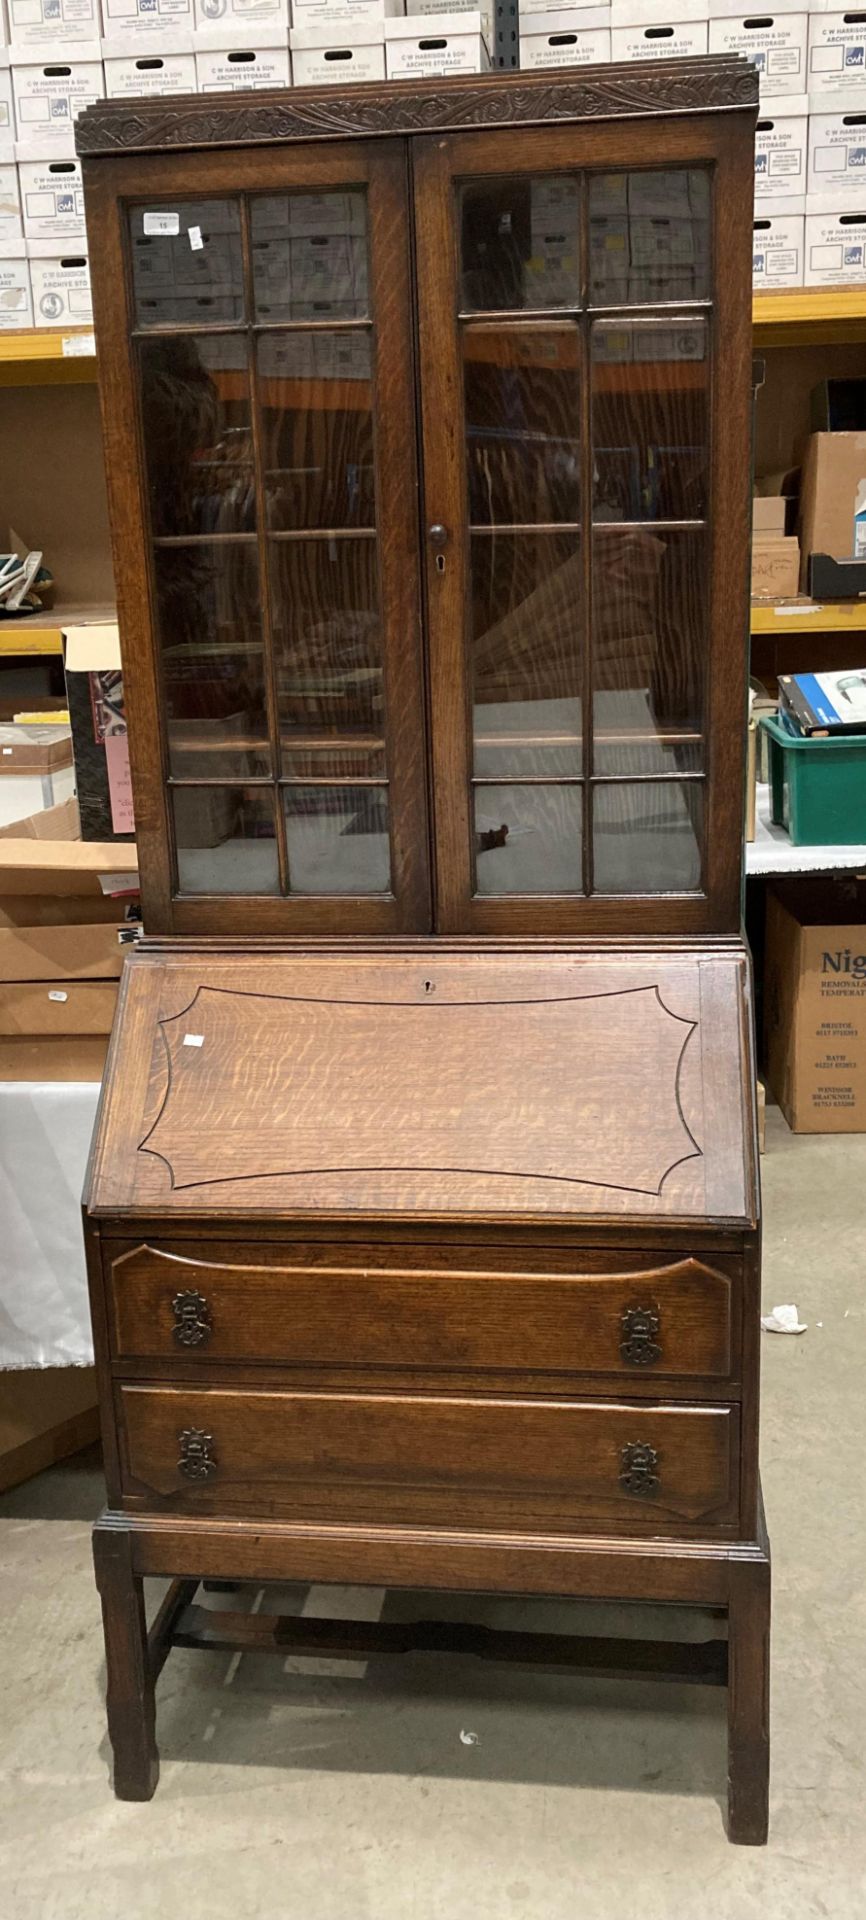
[761,1303,808,1335]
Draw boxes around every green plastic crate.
[760,712,866,846]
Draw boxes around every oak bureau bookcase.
[76,58,769,1843]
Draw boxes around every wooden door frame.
[412,113,755,936]
[83,139,431,936]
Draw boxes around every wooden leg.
[93,1522,159,1802]
[727,1550,771,1844]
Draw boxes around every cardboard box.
[0,235,31,325]
[407,0,492,33]
[99,0,193,41]
[194,0,284,33]
[0,795,138,896]
[195,31,290,90]
[17,155,84,240]
[519,9,611,70]
[752,196,805,287]
[385,11,490,75]
[753,493,788,534]
[0,57,14,162]
[751,532,800,597]
[0,723,74,826]
[798,430,866,587]
[610,1,707,61]
[754,95,808,196]
[765,879,866,1132]
[808,96,866,196]
[0,1366,99,1496]
[708,2,807,98]
[0,158,20,240]
[805,197,866,285]
[290,0,400,28]
[103,47,198,97]
[0,918,129,980]
[7,0,100,54]
[0,1034,108,1077]
[0,978,118,1035]
[808,12,866,100]
[12,57,104,159]
[26,237,91,326]
[291,21,385,82]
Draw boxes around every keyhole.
[424,980,435,994]
[435,553,445,574]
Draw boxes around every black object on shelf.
[810,378,866,433]
[808,551,866,600]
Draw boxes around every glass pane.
[473,784,582,894]
[592,780,703,892]
[251,192,368,322]
[592,317,709,523]
[269,539,384,773]
[592,528,705,776]
[139,334,254,538]
[129,201,244,327]
[257,331,375,531]
[282,743,386,780]
[460,176,579,312]
[284,784,390,894]
[154,545,270,778]
[464,323,580,527]
[173,785,278,895]
[589,170,711,306]
[471,531,582,778]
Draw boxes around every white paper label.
[48,989,68,1002]
[183,1033,204,1048]
[188,225,203,251]
[142,211,179,237]
[1,747,10,755]
[62,332,95,357]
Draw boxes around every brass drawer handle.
[620,1442,660,1498]
[620,1304,661,1367]
[178,1427,217,1481]
[172,1288,212,1349]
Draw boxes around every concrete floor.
[1,1107,865,1919]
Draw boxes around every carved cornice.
[76,59,758,156]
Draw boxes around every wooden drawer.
[118,1385,740,1536]
[106,1241,738,1385]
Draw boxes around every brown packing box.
[0,1367,99,1495]
[0,1037,109,1080]
[0,981,118,1036]
[764,881,866,1133]
[0,731,72,776]
[753,495,787,535]
[0,922,126,982]
[751,534,800,599]
[799,432,866,590]
[0,796,138,897]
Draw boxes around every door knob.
[427,523,449,546]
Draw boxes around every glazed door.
[413,117,754,935]
[87,140,430,935]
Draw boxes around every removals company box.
[765,880,866,1131]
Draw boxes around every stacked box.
[519,8,611,71]
[17,157,84,240]
[385,10,490,75]
[100,0,193,41]
[808,95,866,196]
[708,0,807,100]
[103,48,197,96]
[807,12,866,100]
[194,0,286,31]
[0,57,13,163]
[27,238,92,326]
[611,0,708,65]
[195,28,290,88]
[0,159,21,241]
[12,56,104,158]
[753,195,805,287]
[804,196,866,284]
[755,93,809,197]
[291,0,401,87]
[0,235,31,325]
[7,0,101,55]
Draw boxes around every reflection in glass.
[592,528,705,777]
[473,783,582,894]
[592,318,708,523]
[592,780,703,892]
[471,532,582,778]
[464,324,580,526]
[257,331,375,531]
[460,176,579,311]
[251,192,369,322]
[154,545,270,778]
[139,334,254,537]
[589,169,711,306]
[129,201,244,327]
[284,784,390,894]
[270,539,384,772]
[173,784,278,894]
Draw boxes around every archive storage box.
[102,49,198,99]
[12,57,103,159]
[520,9,612,70]
[27,239,92,326]
[760,712,866,845]
[754,94,808,195]
[708,1,807,100]
[7,0,100,54]
[0,237,31,325]
[17,156,85,240]
[752,197,805,286]
[195,32,290,91]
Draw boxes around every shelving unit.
[0,328,96,387]
[751,599,866,636]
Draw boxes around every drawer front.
[118,1385,740,1535]
[107,1242,737,1383]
